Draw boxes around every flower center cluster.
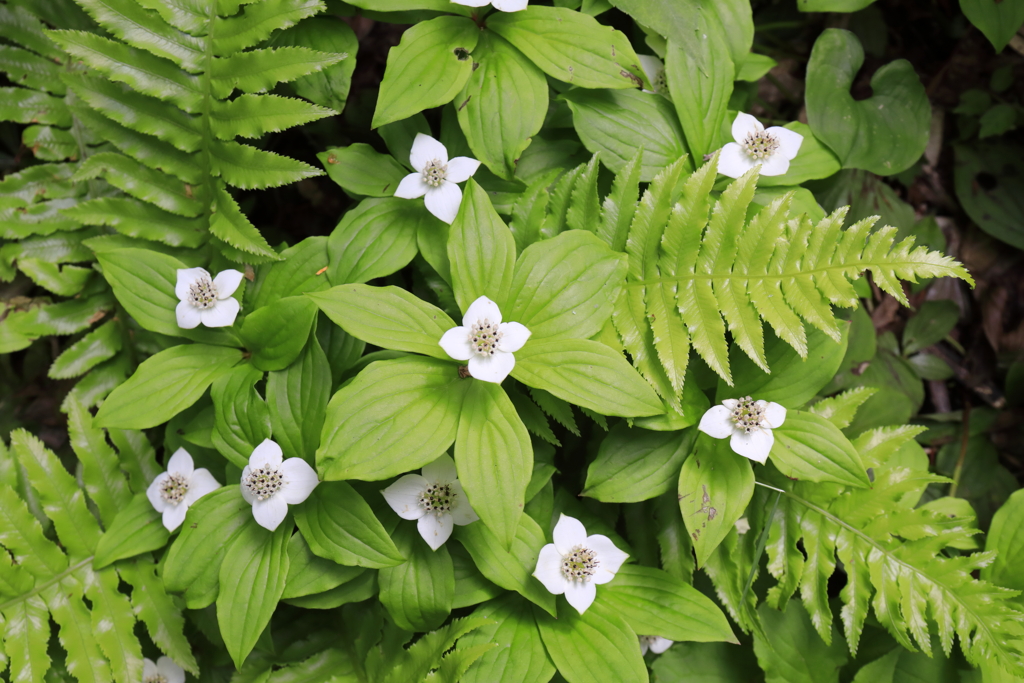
[742,130,780,160]
[730,396,765,434]
[651,67,668,94]
[159,473,190,505]
[244,465,284,501]
[419,482,454,515]
[188,276,218,309]
[561,544,599,582]
[144,675,168,683]
[421,159,448,187]
[468,319,502,356]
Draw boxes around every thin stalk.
[948,398,970,498]
[0,556,93,612]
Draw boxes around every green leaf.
[583,424,694,503]
[267,330,331,463]
[960,0,1024,52]
[282,532,365,600]
[72,152,203,217]
[3,597,51,683]
[95,344,243,429]
[534,599,649,683]
[451,543,503,609]
[72,0,205,72]
[758,123,842,188]
[309,284,455,360]
[86,566,145,683]
[250,236,330,309]
[456,381,533,549]
[953,143,1024,251]
[239,296,319,372]
[678,435,755,567]
[806,29,930,176]
[318,357,469,480]
[563,89,687,182]
[903,299,959,355]
[93,493,170,569]
[293,481,405,569]
[211,46,345,97]
[273,17,358,114]
[456,32,548,181]
[489,6,645,90]
[210,140,324,190]
[211,0,326,55]
[507,230,626,342]
[48,320,123,380]
[603,564,737,643]
[753,602,848,683]
[217,521,291,669]
[459,594,556,683]
[62,197,205,248]
[454,513,557,616]
[211,362,271,467]
[326,197,422,285]
[651,642,760,683]
[664,30,733,160]
[512,339,664,417]
[318,143,408,197]
[379,524,455,632]
[807,387,877,430]
[448,180,517,312]
[982,489,1024,591]
[371,15,479,129]
[771,411,870,488]
[118,558,197,674]
[210,183,279,261]
[66,394,132,526]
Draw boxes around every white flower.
[719,112,803,178]
[438,295,530,384]
[381,454,479,550]
[142,656,184,683]
[240,439,319,531]
[146,448,221,532]
[639,635,674,655]
[532,514,629,615]
[393,133,481,224]
[735,517,751,535]
[174,267,243,329]
[638,55,668,97]
[698,396,787,464]
[450,0,527,12]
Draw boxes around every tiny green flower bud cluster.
[419,482,454,515]
[561,544,599,582]
[159,473,190,505]
[730,396,765,434]
[188,276,218,309]
[742,130,780,160]
[421,159,448,187]
[651,67,668,94]
[469,319,502,356]
[245,465,284,501]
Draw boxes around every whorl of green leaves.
[0,397,194,683]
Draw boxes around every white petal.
[451,0,492,5]
[449,481,479,525]
[649,637,674,654]
[409,133,448,170]
[213,269,244,299]
[199,297,240,327]
[467,351,515,384]
[175,267,208,301]
[532,544,567,595]
[639,638,650,656]
[382,474,429,520]
[240,466,255,504]
[463,296,502,326]
[279,458,319,505]
[146,473,169,513]
[730,429,774,464]
[763,402,787,429]
[767,126,804,160]
[698,405,735,439]
[497,321,530,353]
[552,514,588,555]
[491,0,528,9]
[417,513,454,550]
[175,301,202,329]
[564,580,597,614]
[166,448,194,477]
[731,112,762,142]
[721,398,739,410]
[143,659,159,680]
[162,502,189,532]
[718,142,757,179]
[185,468,221,505]
[157,657,185,683]
[252,496,289,531]
[445,156,481,183]
[587,534,629,584]
[759,154,790,177]
[439,326,473,361]
[250,439,284,469]
[424,181,463,225]
[422,454,457,484]
[637,55,664,88]
[394,172,428,199]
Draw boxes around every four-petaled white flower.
[394,133,481,225]
[175,267,244,329]
[638,55,669,97]
[639,635,674,656]
[698,396,787,464]
[719,112,803,179]
[240,439,319,531]
[532,514,629,615]
[439,296,530,384]
[146,447,221,532]
[450,0,528,12]
[381,454,479,550]
[143,656,185,683]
